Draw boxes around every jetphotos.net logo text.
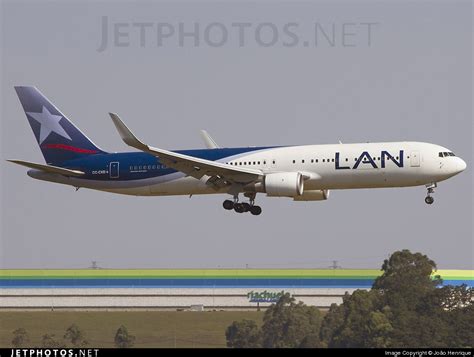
[97,16,379,52]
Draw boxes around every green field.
[0,311,264,348]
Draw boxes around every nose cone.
[456,158,467,173]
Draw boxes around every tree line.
[226,250,473,348]
[12,324,135,348]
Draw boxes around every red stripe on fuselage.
[42,144,98,154]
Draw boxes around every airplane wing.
[7,159,85,177]
[109,113,262,186]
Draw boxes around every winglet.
[109,113,149,151]
[200,130,219,149]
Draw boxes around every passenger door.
[410,151,420,167]
[109,162,119,178]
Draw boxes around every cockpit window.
[439,152,456,158]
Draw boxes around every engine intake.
[265,172,304,197]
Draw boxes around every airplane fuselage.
[27,141,466,197]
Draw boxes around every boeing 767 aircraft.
[8,86,467,215]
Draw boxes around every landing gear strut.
[222,193,262,215]
[425,183,437,205]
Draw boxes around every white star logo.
[26,106,72,144]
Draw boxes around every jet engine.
[264,172,304,197]
[293,189,330,201]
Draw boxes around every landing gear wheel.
[223,200,234,210]
[250,205,262,216]
[425,196,434,205]
[234,203,245,213]
[241,203,251,212]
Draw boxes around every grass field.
[0,311,264,348]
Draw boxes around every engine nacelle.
[293,189,330,201]
[265,172,304,197]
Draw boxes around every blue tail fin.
[15,86,106,166]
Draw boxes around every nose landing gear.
[222,193,262,215]
[425,183,437,205]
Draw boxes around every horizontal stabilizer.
[7,159,85,177]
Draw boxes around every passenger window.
[272,160,276,164]
[311,159,314,163]
[332,159,334,162]
[316,159,318,163]
[323,159,325,163]
[258,161,260,165]
[302,160,305,163]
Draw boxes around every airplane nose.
[457,158,467,172]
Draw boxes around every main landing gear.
[425,183,437,205]
[223,193,262,215]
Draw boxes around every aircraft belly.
[148,176,220,196]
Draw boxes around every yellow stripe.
[0,269,472,279]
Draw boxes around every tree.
[42,334,64,348]
[12,328,29,348]
[321,249,473,348]
[321,289,392,348]
[261,293,323,348]
[225,320,262,348]
[373,249,441,309]
[64,324,86,347]
[114,325,135,348]
[449,304,474,348]
[299,334,326,348]
[319,302,345,345]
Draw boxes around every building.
[1,269,472,310]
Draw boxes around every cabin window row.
[129,164,166,171]
[225,155,404,166]
[290,156,401,164]
[227,161,277,166]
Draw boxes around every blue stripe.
[1,278,472,288]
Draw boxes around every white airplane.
[10,87,467,215]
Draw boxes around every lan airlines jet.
[9,87,467,215]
